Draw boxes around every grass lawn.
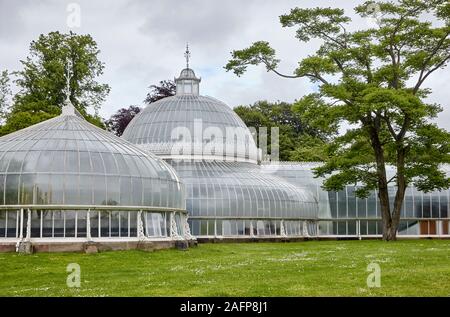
[0,240,449,296]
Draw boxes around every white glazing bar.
[5,211,7,238]
[16,210,19,238]
[75,211,78,238]
[52,212,54,238]
[19,208,24,239]
[26,209,31,241]
[40,211,43,238]
[118,212,121,238]
[86,209,91,241]
[63,211,66,238]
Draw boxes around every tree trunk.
[379,184,395,241]
[388,147,408,241]
[383,223,398,240]
[368,123,395,241]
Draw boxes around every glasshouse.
[0,96,191,253]
[122,64,450,240]
[1,61,449,253]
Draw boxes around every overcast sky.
[1,0,449,129]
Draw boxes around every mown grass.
[0,240,449,296]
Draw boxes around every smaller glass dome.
[0,103,185,209]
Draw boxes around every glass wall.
[169,160,318,219]
[0,209,178,239]
[0,114,186,210]
[0,210,19,238]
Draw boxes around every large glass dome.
[0,108,185,209]
[122,68,258,163]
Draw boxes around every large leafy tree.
[105,105,141,137]
[234,100,328,161]
[144,80,175,104]
[0,31,109,136]
[0,70,11,124]
[226,0,450,240]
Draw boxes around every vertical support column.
[357,219,361,239]
[16,208,33,254]
[83,209,98,254]
[170,212,182,240]
[302,221,310,237]
[249,221,255,238]
[279,220,287,237]
[86,209,92,241]
[19,208,24,240]
[182,213,193,240]
[25,209,31,242]
[137,210,146,240]
[214,219,217,238]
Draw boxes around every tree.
[106,105,141,137]
[0,70,11,124]
[226,0,450,240]
[144,80,175,104]
[234,100,328,161]
[0,31,109,136]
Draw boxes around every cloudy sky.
[1,0,449,129]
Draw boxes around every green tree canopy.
[144,80,176,104]
[0,70,11,124]
[234,100,328,161]
[226,0,450,240]
[0,31,109,135]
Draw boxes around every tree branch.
[413,53,450,94]
[259,57,302,79]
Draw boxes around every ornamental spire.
[61,57,82,117]
[65,58,72,103]
[184,43,191,69]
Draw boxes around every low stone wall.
[0,242,16,252]
[0,239,197,254]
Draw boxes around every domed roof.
[178,68,197,79]
[0,103,185,209]
[122,68,259,162]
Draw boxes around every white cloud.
[0,0,448,130]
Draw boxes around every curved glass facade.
[168,160,318,219]
[0,103,189,246]
[167,160,318,237]
[0,113,185,209]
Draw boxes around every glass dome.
[122,68,258,163]
[0,109,185,209]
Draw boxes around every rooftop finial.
[61,57,82,117]
[65,58,73,103]
[184,43,191,69]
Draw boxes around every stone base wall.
[0,239,196,253]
